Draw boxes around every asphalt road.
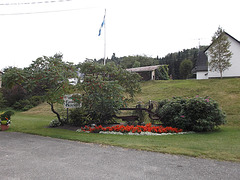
[0,132,239,180]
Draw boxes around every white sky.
[0,0,240,69]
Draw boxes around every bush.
[155,96,226,132]
[183,96,226,132]
[49,119,61,127]
[81,77,125,124]
[69,107,92,126]
[155,65,170,80]
[0,110,14,120]
[30,96,43,106]
[12,99,31,111]
[0,91,6,109]
[12,97,42,111]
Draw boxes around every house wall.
[196,71,208,79]
[206,35,240,78]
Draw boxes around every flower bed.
[76,123,188,136]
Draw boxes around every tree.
[132,61,140,68]
[77,61,141,124]
[3,53,77,124]
[208,27,233,78]
[179,59,193,79]
[155,65,169,80]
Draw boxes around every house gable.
[206,32,240,78]
[194,32,240,79]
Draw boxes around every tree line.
[95,46,208,80]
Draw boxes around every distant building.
[193,32,240,79]
[192,51,208,79]
[126,65,161,80]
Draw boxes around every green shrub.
[183,96,226,131]
[49,119,61,127]
[30,96,43,106]
[12,99,31,110]
[155,96,226,132]
[0,110,14,121]
[81,77,125,124]
[156,97,188,129]
[69,107,92,126]
[0,91,6,109]
[12,98,41,111]
[155,65,169,80]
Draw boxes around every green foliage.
[2,85,26,107]
[49,119,61,127]
[81,76,125,124]
[0,91,6,109]
[155,96,226,132]
[3,53,78,124]
[118,55,158,69]
[0,110,14,121]
[78,61,141,100]
[69,107,92,126]
[77,62,141,124]
[208,27,233,78]
[179,59,193,79]
[11,96,43,111]
[158,47,207,79]
[155,65,169,80]
[132,102,147,124]
[12,99,32,111]
[29,96,44,106]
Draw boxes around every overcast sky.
[0,0,239,69]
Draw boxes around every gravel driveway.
[0,132,239,180]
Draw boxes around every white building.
[193,32,240,79]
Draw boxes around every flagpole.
[104,9,106,65]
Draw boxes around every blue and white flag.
[98,11,106,36]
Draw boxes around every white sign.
[63,94,81,109]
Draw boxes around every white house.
[193,32,240,79]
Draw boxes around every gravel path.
[0,132,239,180]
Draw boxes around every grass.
[4,78,240,162]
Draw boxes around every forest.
[96,45,208,80]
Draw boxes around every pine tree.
[208,27,233,78]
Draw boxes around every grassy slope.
[8,78,240,162]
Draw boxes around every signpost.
[63,94,81,121]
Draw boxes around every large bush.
[0,91,6,109]
[155,96,226,132]
[69,107,92,126]
[155,65,169,80]
[77,62,141,125]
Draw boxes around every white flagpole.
[104,9,106,65]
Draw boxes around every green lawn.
[5,78,240,162]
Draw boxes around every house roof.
[193,32,240,74]
[192,51,208,73]
[204,31,240,52]
[126,65,161,72]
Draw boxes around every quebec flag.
[98,10,106,36]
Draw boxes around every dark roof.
[193,31,240,74]
[204,31,240,52]
[192,51,208,73]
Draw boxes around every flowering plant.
[78,123,183,135]
[0,111,14,126]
